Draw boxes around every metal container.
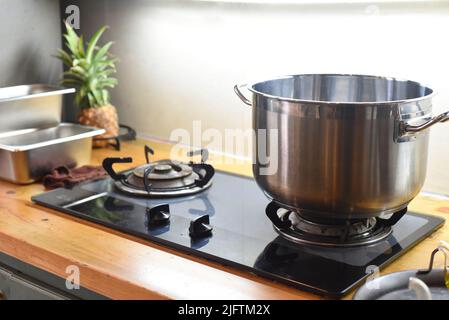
[235,74,449,220]
[0,84,75,133]
[0,123,105,184]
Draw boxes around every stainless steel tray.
[0,123,105,184]
[0,84,75,133]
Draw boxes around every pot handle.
[403,110,449,133]
[233,84,252,106]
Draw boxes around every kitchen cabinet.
[0,265,67,300]
[0,252,106,300]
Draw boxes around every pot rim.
[247,73,436,105]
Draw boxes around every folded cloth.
[42,165,106,190]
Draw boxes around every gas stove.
[102,145,215,198]
[32,146,444,297]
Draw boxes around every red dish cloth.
[42,165,106,190]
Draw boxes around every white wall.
[73,0,449,194]
[0,0,61,87]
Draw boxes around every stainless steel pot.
[235,74,449,220]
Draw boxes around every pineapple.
[56,22,119,147]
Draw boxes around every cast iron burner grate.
[266,201,407,247]
[102,145,215,198]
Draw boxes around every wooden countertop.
[0,139,448,300]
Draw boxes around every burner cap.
[126,169,198,190]
[153,164,173,173]
[132,160,193,180]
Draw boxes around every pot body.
[250,74,433,220]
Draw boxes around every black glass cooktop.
[32,170,444,297]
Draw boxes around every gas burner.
[276,212,392,247]
[266,201,407,247]
[102,145,215,197]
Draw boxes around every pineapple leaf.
[94,41,114,62]
[98,78,118,88]
[87,92,96,107]
[64,21,79,41]
[63,71,85,82]
[79,85,87,99]
[86,26,108,63]
[63,24,79,56]
[70,66,88,76]
[55,49,73,67]
[96,69,116,78]
[58,24,117,108]
[96,61,117,72]
[101,90,109,104]
[77,35,85,58]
